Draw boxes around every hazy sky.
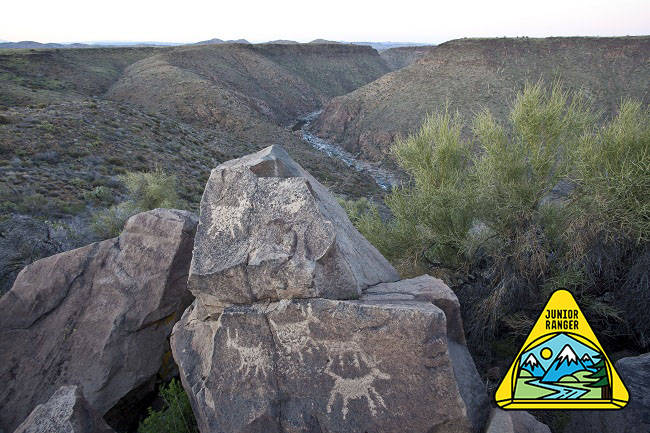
[2,0,649,44]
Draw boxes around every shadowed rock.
[485,408,551,433]
[564,352,650,433]
[0,209,198,433]
[172,276,489,433]
[188,145,399,307]
[13,386,116,433]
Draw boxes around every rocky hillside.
[0,43,390,218]
[106,43,390,136]
[379,45,436,70]
[310,37,650,163]
[0,43,392,294]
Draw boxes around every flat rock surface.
[188,145,399,307]
[172,276,489,433]
[0,209,197,433]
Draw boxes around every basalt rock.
[0,209,198,433]
[171,276,490,433]
[13,386,116,433]
[188,145,399,307]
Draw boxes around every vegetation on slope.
[343,83,650,367]
[379,45,436,70]
[312,36,650,163]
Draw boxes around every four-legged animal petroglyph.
[326,363,391,419]
[225,328,271,379]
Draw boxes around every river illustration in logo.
[515,333,609,400]
[495,289,629,410]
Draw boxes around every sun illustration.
[540,347,552,360]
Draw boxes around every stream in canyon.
[297,110,400,191]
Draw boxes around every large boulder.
[564,352,650,433]
[172,276,490,433]
[13,386,116,433]
[188,145,399,307]
[0,209,198,433]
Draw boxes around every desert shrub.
[121,168,180,210]
[345,82,650,353]
[139,379,198,433]
[90,201,139,239]
[83,185,114,205]
[90,168,181,239]
[17,193,51,214]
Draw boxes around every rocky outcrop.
[173,276,489,433]
[485,408,551,433]
[0,209,198,433]
[13,386,116,433]
[172,146,490,433]
[188,145,399,307]
[564,352,650,433]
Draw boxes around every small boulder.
[188,145,399,306]
[13,386,116,433]
[0,209,198,433]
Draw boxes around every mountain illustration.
[541,344,588,383]
[581,353,597,371]
[521,353,545,377]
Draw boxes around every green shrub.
[345,82,650,352]
[139,379,198,433]
[121,168,180,210]
[83,186,114,205]
[90,201,139,239]
[90,168,181,239]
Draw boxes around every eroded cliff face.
[310,36,650,164]
[170,145,492,433]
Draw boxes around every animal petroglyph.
[225,328,271,379]
[269,301,391,419]
[326,363,391,419]
[269,302,317,362]
[207,195,250,239]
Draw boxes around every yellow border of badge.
[495,289,629,410]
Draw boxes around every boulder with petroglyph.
[171,276,490,433]
[188,144,399,306]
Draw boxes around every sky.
[2,0,649,44]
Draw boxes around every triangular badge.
[495,289,629,409]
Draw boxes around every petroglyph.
[268,302,317,362]
[207,196,250,239]
[225,328,271,379]
[270,302,391,418]
[326,362,391,419]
